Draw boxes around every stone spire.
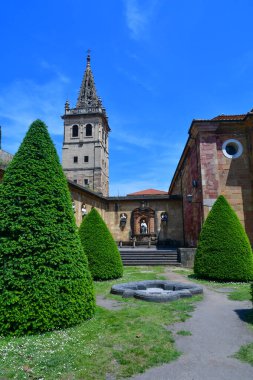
[76,53,104,111]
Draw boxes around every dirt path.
[129,268,253,380]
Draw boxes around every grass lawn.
[234,339,253,366]
[0,266,202,380]
[176,330,192,336]
[173,268,252,301]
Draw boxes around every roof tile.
[127,189,168,196]
[211,114,246,121]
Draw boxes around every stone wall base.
[177,248,197,268]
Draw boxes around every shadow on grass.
[234,309,253,325]
[188,273,227,282]
[188,274,199,280]
[188,273,252,284]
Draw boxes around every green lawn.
[173,268,252,301]
[176,330,192,336]
[234,340,253,366]
[0,267,202,380]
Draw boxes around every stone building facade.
[1,55,253,248]
[62,54,109,196]
[62,54,184,246]
[169,112,253,246]
[69,181,183,246]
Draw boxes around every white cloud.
[40,60,70,84]
[111,126,183,151]
[124,0,159,40]
[0,73,69,155]
[116,65,155,93]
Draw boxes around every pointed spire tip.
[86,49,91,65]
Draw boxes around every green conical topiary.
[0,120,95,336]
[79,208,123,280]
[194,195,253,281]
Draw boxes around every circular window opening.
[222,139,243,159]
[225,143,238,156]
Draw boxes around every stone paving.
[128,268,253,380]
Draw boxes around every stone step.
[121,252,178,255]
[123,261,181,267]
[119,252,178,257]
[119,249,180,266]
[122,260,181,266]
[119,249,177,254]
[121,256,178,261]
[121,256,179,260]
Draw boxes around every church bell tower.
[62,53,110,196]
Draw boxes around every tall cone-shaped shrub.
[194,195,253,281]
[79,208,123,280]
[0,120,95,336]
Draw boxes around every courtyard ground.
[129,268,253,380]
[0,267,199,380]
[0,266,252,379]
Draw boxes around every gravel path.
[129,268,253,380]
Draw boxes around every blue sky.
[1,0,253,195]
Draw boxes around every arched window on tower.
[72,125,79,137]
[86,124,92,137]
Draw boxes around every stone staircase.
[119,247,181,266]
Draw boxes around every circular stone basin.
[110,280,203,303]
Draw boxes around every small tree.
[79,208,123,280]
[194,195,253,281]
[0,120,95,336]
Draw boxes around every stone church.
[60,53,253,247]
[1,54,253,248]
[61,53,183,247]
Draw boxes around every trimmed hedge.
[0,120,95,336]
[194,195,253,281]
[79,208,123,280]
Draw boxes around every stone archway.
[131,207,155,238]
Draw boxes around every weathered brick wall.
[170,175,181,195]
[199,134,220,198]
[216,128,253,242]
[199,134,220,220]
[198,125,253,243]
[169,122,253,246]
[173,140,203,247]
